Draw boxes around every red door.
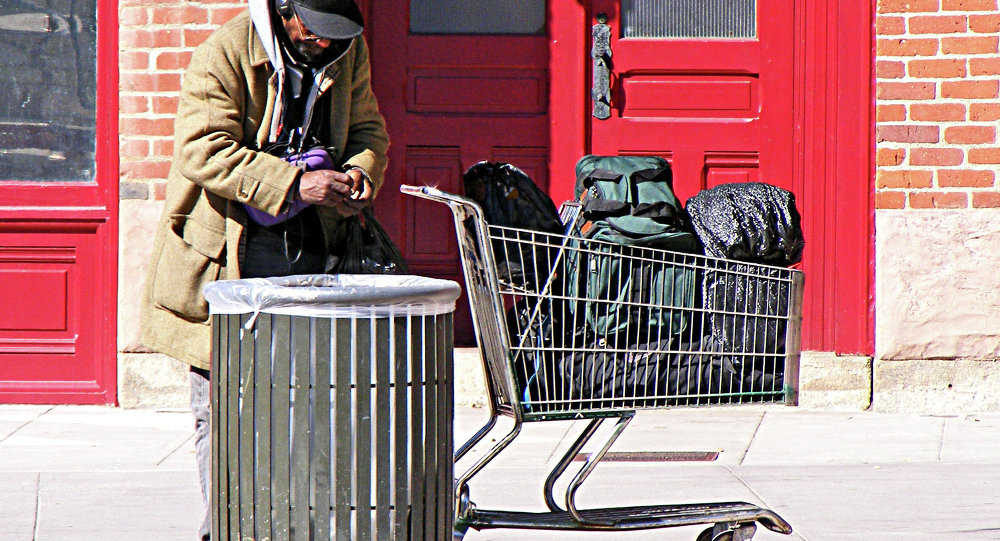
[0,0,118,404]
[368,2,550,344]
[555,1,874,355]
[587,0,794,202]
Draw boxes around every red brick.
[119,51,150,71]
[909,191,968,208]
[942,35,999,54]
[119,139,150,157]
[121,73,182,93]
[877,60,906,79]
[154,182,168,201]
[938,169,995,187]
[119,95,149,115]
[879,0,941,13]
[909,15,968,33]
[942,0,998,9]
[876,81,937,100]
[876,15,906,34]
[155,51,193,71]
[969,147,1000,163]
[210,6,246,25]
[941,79,999,98]
[910,102,966,121]
[876,191,907,209]
[908,58,967,78]
[877,148,907,166]
[153,29,183,48]
[120,29,154,49]
[120,6,149,26]
[152,5,209,25]
[152,96,180,115]
[153,139,175,158]
[877,38,940,56]
[120,160,172,181]
[971,103,1000,120]
[184,28,216,48]
[972,192,1000,207]
[877,169,933,188]
[120,117,176,137]
[877,104,907,121]
[969,14,1000,32]
[970,57,1000,76]
[945,125,996,144]
[876,125,940,143]
[910,147,964,166]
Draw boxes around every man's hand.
[297,169,360,206]
[298,168,372,216]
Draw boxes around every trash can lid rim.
[203,274,461,316]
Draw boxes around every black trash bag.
[703,264,790,356]
[685,182,805,266]
[555,335,783,408]
[326,207,408,275]
[463,161,564,287]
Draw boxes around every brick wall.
[118,1,245,201]
[876,0,1000,209]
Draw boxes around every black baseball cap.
[290,0,364,40]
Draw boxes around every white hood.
[248,0,285,142]
[246,0,352,145]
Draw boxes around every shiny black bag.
[326,208,408,275]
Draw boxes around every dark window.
[622,0,757,39]
[410,0,545,35]
[0,0,97,182]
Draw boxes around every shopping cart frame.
[401,185,801,540]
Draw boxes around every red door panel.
[369,4,549,344]
[589,0,793,203]
[0,0,117,404]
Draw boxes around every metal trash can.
[204,274,461,541]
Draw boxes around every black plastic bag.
[326,208,408,275]
[685,182,804,266]
[462,161,564,286]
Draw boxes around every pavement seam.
[31,473,40,541]
[738,411,766,466]
[938,416,948,462]
[0,406,54,445]
[725,465,810,541]
[156,431,195,467]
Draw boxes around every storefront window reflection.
[0,0,97,182]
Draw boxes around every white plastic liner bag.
[204,274,461,322]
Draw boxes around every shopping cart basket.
[402,185,803,541]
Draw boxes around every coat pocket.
[152,214,226,322]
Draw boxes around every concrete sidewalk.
[2,405,999,540]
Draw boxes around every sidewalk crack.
[156,432,195,467]
[0,406,54,445]
[739,411,766,465]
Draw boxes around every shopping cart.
[401,185,803,541]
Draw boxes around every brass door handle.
[592,13,612,120]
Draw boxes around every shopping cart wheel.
[697,521,758,541]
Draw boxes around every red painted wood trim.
[547,0,588,205]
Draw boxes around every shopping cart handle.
[400,184,478,207]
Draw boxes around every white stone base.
[873,359,1000,415]
[117,352,190,409]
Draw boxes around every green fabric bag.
[568,155,701,339]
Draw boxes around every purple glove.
[244,148,334,226]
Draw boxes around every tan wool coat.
[140,11,389,369]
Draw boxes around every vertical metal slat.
[238,313,256,538]
[290,316,312,539]
[374,317,393,536]
[312,317,332,541]
[271,315,292,538]
[355,316,373,540]
[254,314,273,540]
[334,318,354,540]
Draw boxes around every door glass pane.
[411,0,545,35]
[0,1,97,182]
[622,0,756,39]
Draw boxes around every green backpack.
[568,155,701,340]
